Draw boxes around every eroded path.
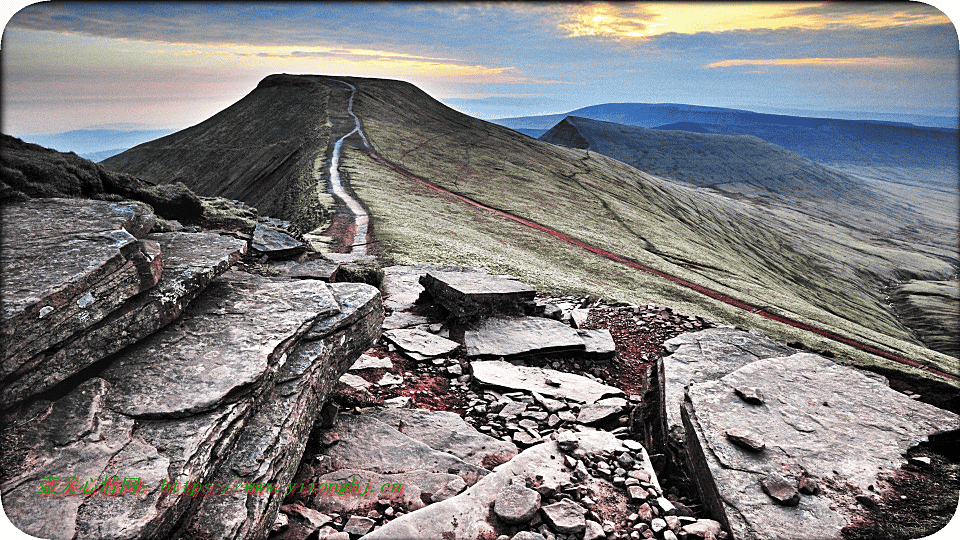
[324,79,371,255]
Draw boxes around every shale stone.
[1,198,159,378]
[100,271,340,417]
[471,360,622,404]
[682,352,960,540]
[464,316,585,359]
[0,231,247,408]
[420,271,536,319]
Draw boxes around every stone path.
[326,79,370,255]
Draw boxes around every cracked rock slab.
[365,407,518,468]
[1,198,159,379]
[682,352,960,540]
[0,232,247,408]
[100,271,340,417]
[471,360,622,404]
[464,317,587,359]
[320,412,490,488]
[663,328,796,431]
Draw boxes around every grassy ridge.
[345,77,956,383]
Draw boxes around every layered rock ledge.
[681,352,960,540]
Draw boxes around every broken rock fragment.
[760,472,800,506]
[493,482,541,524]
[724,428,765,452]
[419,271,536,319]
[541,498,587,534]
[383,327,459,360]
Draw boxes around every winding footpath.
[326,80,371,255]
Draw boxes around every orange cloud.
[705,57,943,70]
[561,2,951,39]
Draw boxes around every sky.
[1,1,959,136]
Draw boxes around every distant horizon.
[12,91,960,139]
[3,2,959,136]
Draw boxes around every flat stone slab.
[251,223,306,259]
[464,317,586,359]
[100,270,341,417]
[682,352,960,540]
[349,354,394,371]
[471,360,622,404]
[384,328,459,359]
[0,232,247,408]
[273,258,340,281]
[420,271,536,319]
[1,198,159,379]
[363,430,624,540]
[663,328,796,431]
[365,407,518,468]
[320,413,490,488]
[577,328,616,359]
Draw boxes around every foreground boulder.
[681,352,960,540]
[0,230,247,408]
[0,272,383,540]
[1,199,160,381]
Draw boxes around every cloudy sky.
[2,1,958,135]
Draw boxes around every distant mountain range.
[493,103,959,172]
[14,129,176,161]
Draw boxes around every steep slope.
[105,74,958,386]
[538,116,956,252]
[102,74,345,234]
[540,116,868,200]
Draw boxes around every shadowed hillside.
[103,74,345,234]
[105,74,958,386]
[538,116,956,251]
[494,103,959,175]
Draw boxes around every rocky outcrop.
[1,199,161,387]
[1,230,247,407]
[0,197,383,540]
[1,272,382,540]
[681,352,960,540]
